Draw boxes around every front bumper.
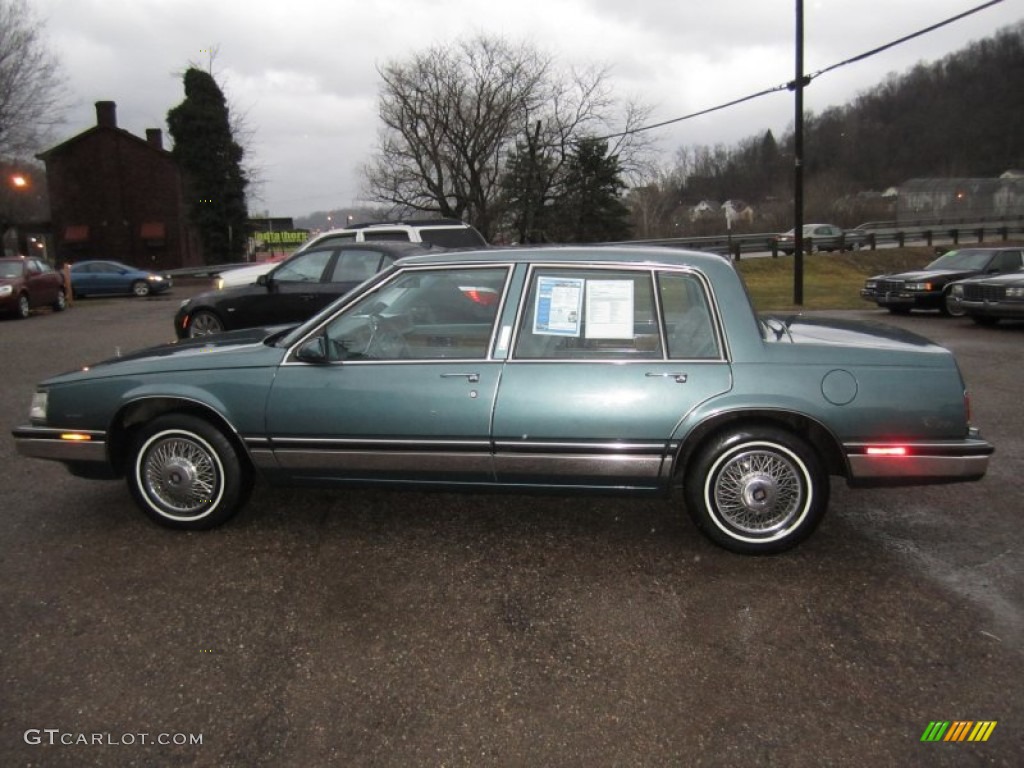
[860,289,942,310]
[960,299,1024,320]
[844,432,993,486]
[13,425,108,463]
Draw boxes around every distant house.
[897,177,1024,224]
[36,101,201,269]
[722,199,754,225]
[689,200,720,222]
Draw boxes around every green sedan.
[12,246,993,554]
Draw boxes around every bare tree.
[0,0,66,159]
[364,35,653,241]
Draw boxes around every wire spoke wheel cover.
[137,430,224,521]
[685,428,827,554]
[709,445,806,536]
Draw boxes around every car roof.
[393,244,734,271]
[298,240,433,254]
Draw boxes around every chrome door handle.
[441,372,480,383]
[646,372,688,383]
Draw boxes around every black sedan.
[860,246,1024,316]
[174,242,431,338]
[948,268,1024,325]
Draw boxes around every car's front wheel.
[187,309,225,337]
[16,293,30,318]
[941,291,967,317]
[684,427,828,554]
[127,414,249,530]
[132,280,151,297]
[53,287,67,312]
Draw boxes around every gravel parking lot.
[1,286,1021,767]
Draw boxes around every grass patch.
[737,247,939,312]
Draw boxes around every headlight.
[1007,287,1024,298]
[215,277,225,290]
[0,284,12,297]
[864,280,877,289]
[148,275,164,281]
[29,391,48,421]
[905,282,932,291]
[950,284,963,296]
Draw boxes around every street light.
[11,174,28,189]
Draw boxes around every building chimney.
[146,129,163,150]
[96,101,117,128]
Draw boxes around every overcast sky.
[32,0,1021,219]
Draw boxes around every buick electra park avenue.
[13,246,993,554]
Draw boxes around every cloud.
[33,0,1022,215]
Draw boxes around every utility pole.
[793,0,806,305]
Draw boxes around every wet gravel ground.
[1,286,1021,767]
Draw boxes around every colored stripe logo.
[921,721,997,742]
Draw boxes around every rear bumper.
[844,433,993,486]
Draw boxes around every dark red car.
[0,257,67,319]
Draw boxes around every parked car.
[175,242,430,338]
[14,245,993,554]
[70,260,173,298]
[947,268,1024,325]
[214,220,486,291]
[860,247,1024,315]
[301,218,488,251]
[776,223,865,254]
[0,257,67,318]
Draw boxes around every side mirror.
[257,274,270,287]
[295,336,328,363]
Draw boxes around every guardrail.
[621,220,1024,259]
[163,219,1024,277]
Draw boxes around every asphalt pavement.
[1,285,1021,767]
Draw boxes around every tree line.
[632,21,1024,237]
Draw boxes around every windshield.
[0,261,25,278]
[925,249,992,271]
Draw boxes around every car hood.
[185,282,267,306]
[43,326,291,385]
[870,269,975,282]
[953,271,1024,286]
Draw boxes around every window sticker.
[533,276,584,336]
[585,280,634,339]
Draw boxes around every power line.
[584,0,1007,145]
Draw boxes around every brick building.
[37,101,201,269]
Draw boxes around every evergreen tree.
[549,137,632,243]
[167,68,248,263]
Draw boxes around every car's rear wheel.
[187,310,225,337]
[53,287,67,312]
[128,414,248,530]
[941,291,966,317]
[16,293,30,318]
[132,280,151,297]
[684,427,828,554]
